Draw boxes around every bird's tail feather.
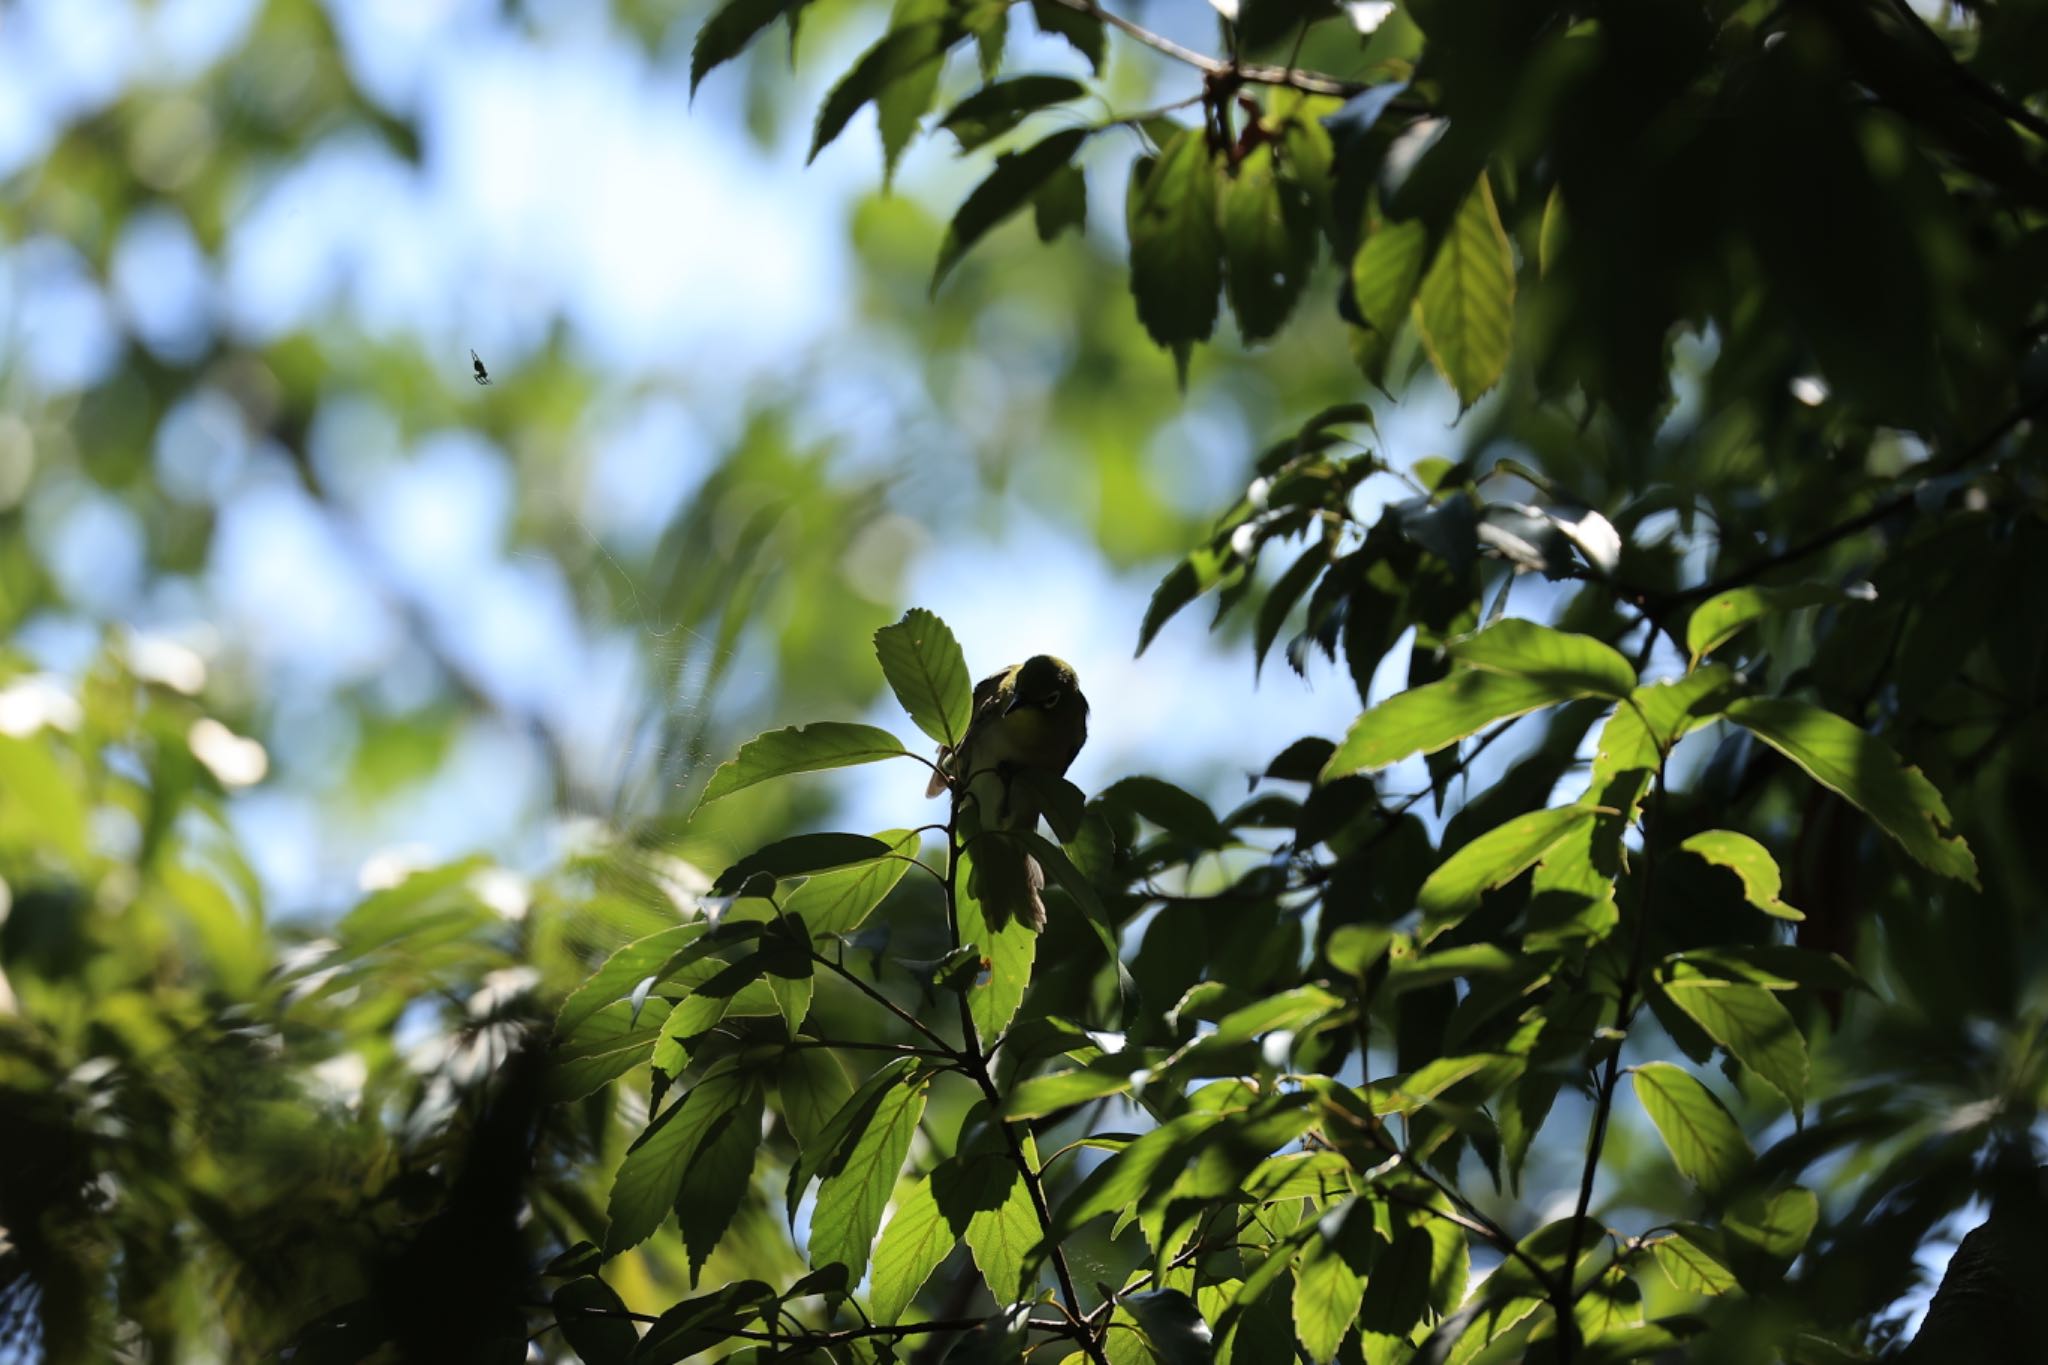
[968,831,1046,934]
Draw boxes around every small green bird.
[926,655,1089,932]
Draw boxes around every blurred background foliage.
[1,0,2047,1359]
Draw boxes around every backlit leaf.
[1630,1063,1751,1200]
[1415,806,1597,940]
[1414,173,1515,406]
[697,723,912,807]
[1445,620,1635,700]
[809,21,957,164]
[1677,830,1802,921]
[874,608,974,747]
[1322,672,1593,779]
[939,74,1087,151]
[1725,697,1977,886]
[935,128,1092,290]
[1129,129,1224,351]
[1658,962,1808,1116]
[810,1070,929,1282]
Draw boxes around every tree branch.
[943,803,1107,1363]
[1557,751,1672,1360]
[1044,0,1384,98]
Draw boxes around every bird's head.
[1006,655,1081,714]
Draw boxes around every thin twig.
[553,1305,1078,1342]
[1044,0,1382,98]
[1557,752,1670,1360]
[812,950,960,1057]
[1671,387,2048,604]
[942,803,1108,1363]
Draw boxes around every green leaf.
[557,924,707,1037]
[935,128,1092,290]
[1677,830,1802,921]
[547,998,674,1102]
[697,723,911,807]
[1255,541,1332,677]
[1030,0,1105,71]
[1099,776,1229,848]
[809,20,957,163]
[1321,672,1590,779]
[1359,1226,1433,1364]
[676,1079,766,1282]
[1209,986,1344,1045]
[1224,145,1317,344]
[1018,830,1137,1016]
[1352,216,1429,336]
[1591,667,1735,817]
[1293,1225,1365,1362]
[1124,1288,1216,1365]
[810,1071,929,1282]
[1724,697,1978,886]
[655,957,782,1062]
[1326,923,1395,977]
[690,0,801,92]
[1658,963,1808,1116]
[873,608,973,747]
[713,833,894,895]
[958,843,1038,1040]
[958,1144,1040,1307]
[1052,1112,1221,1237]
[868,1170,953,1324]
[631,1282,777,1365]
[876,0,948,183]
[1034,162,1088,241]
[1004,1059,1138,1118]
[1446,620,1636,699]
[1128,129,1224,350]
[1537,183,1566,276]
[1413,172,1515,407]
[777,1046,855,1154]
[606,1070,753,1253]
[1685,583,1862,666]
[1009,767,1087,842]
[939,74,1087,150]
[1630,1062,1752,1200]
[781,828,920,936]
[1138,548,1230,654]
[787,1057,918,1223]
[1722,1185,1817,1261]
[770,971,813,1035]
[1416,806,1597,940]
[554,1276,638,1364]
[1651,1236,1736,1296]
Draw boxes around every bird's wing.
[927,666,1013,797]
[470,349,482,363]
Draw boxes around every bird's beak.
[1003,691,1023,717]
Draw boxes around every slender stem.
[1665,387,2048,605]
[784,1037,955,1058]
[1044,0,1387,98]
[1385,1157,1562,1298]
[944,802,1107,1364]
[811,950,960,1057]
[1556,757,1670,1360]
[552,1306,1079,1342]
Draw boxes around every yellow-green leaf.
[1414,173,1515,406]
[697,723,912,807]
[1725,697,1978,886]
[1630,1062,1751,1200]
[1679,830,1802,920]
[1416,806,1597,940]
